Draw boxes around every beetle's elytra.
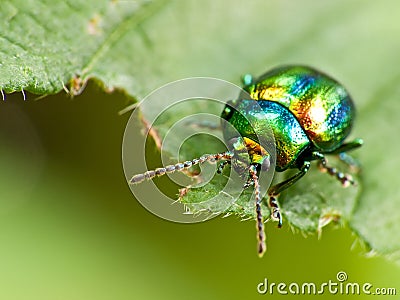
[130,65,363,257]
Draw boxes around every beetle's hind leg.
[327,138,363,174]
[317,156,355,187]
[266,160,311,228]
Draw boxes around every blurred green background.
[1,0,400,299]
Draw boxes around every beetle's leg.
[317,156,355,187]
[267,161,311,227]
[268,196,282,228]
[268,161,311,196]
[327,138,363,173]
[308,151,356,187]
[248,165,266,257]
[217,160,231,174]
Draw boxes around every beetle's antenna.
[249,165,266,257]
[129,152,233,184]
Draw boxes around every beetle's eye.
[221,104,235,121]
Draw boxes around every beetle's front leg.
[217,160,231,174]
[268,196,282,228]
[267,161,311,227]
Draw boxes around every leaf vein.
[0,34,29,53]
[80,0,169,78]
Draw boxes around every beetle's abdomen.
[244,66,355,152]
[221,99,310,171]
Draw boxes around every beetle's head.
[227,136,270,179]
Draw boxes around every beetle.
[129,65,363,257]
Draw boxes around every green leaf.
[0,0,169,95]
[134,0,400,263]
[349,75,400,262]
[2,0,400,264]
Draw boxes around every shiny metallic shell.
[244,65,355,152]
[222,66,355,170]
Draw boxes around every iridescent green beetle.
[130,65,363,257]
